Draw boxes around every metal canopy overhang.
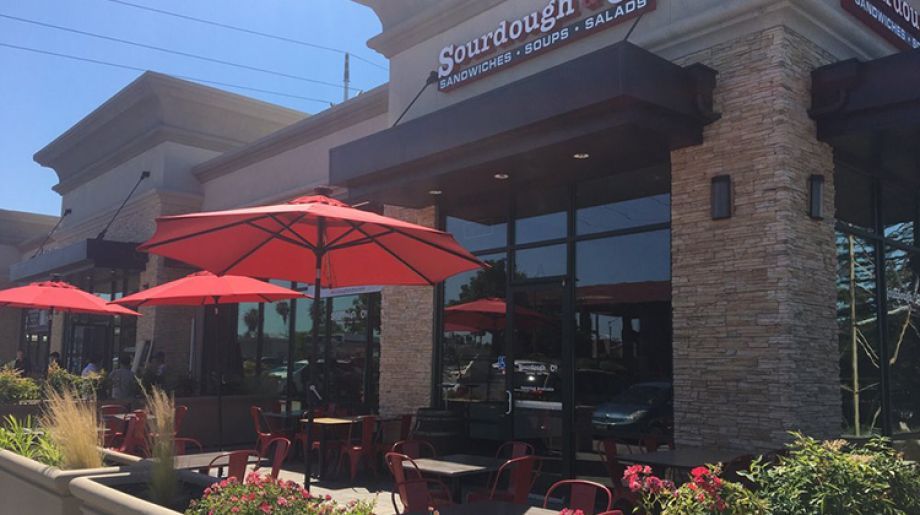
[811,48,920,183]
[9,239,148,283]
[329,41,718,208]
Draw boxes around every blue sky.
[0,0,387,216]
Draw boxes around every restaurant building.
[5,0,920,481]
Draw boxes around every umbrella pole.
[304,222,324,490]
[214,301,224,451]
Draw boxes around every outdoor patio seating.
[251,405,288,454]
[386,451,453,514]
[173,437,203,456]
[599,438,634,504]
[116,410,148,457]
[100,404,128,447]
[258,436,292,479]
[465,455,536,505]
[336,415,378,480]
[207,450,261,481]
[391,439,438,459]
[543,479,613,515]
[174,404,189,434]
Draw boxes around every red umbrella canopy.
[0,281,139,316]
[139,195,484,286]
[444,297,549,332]
[111,271,308,307]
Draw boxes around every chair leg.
[349,452,361,481]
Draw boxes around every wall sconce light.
[711,175,732,220]
[808,174,824,220]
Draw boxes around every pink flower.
[278,497,289,506]
[691,466,709,478]
[260,502,272,513]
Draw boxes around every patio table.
[166,450,266,471]
[411,453,503,502]
[417,501,557,515]
[262,409,307,433]
[300,416,358,480]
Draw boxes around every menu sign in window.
[436,0,657,92]
[842,0,920,50]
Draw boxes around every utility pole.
[343,52,350,103]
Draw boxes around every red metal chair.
[385,452,452,514]
[544,479,614,515]
[116,410,148,457]
[600,439,632,500]
[257,436,292,479]
[294,418,348,473]
[173,437,203,455]
[207,450,260,481]
[496,441,535,459]
[174,405,189,435]
[399,414,413,440]
[250,406,287,455]
[391,439,438,459]
[100,404,128,448]
[336,415,378,480]
[466,455,537,504]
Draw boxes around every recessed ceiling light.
[493,173,510,180]
[573,153,590,160]
[428,189,443,195]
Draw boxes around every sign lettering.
[437,0,657,92]
[842,0,920,50]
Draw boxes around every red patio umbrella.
[444,297,549,332]
[0,280,139,375]
[138,193,483,484]
[112,271,306,449]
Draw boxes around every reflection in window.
[516,211,566,245]
[576,168,669,235]
[576,231,670,286]
[446,216,507,252]
[442,254,507,403]
[882,183,917,248]
[884,245,920,434]
[237,302,261,382]
[837,233,881,436]
[515,245,566,279]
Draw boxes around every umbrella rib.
[266,214,317,251]
[385,226,484,266]
[324,225,362,249]
[326,228,396,252]
[246,216,314,251]
[344,220,435,284]
[141,215,264,250]
[218,215,307,275]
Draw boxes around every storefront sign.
[300,284,383,298]
[437,0,656,91]
[24,309,49,333]
[842,0,920,50]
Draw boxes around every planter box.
[69,468,216,515]
[0,449,137,515]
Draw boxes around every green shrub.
[0,368,41,403]
[746,433,920,515]
[44,362,104,400]
[0,415,61,466]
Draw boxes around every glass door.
[508,281,569,482]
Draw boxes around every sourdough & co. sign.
[842,0,920,50]
[436,0,656,91]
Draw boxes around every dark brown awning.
[10,239,147,283]
[330,41,718,207]
[811,48,920,183]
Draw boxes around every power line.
[0,13,361,93]
[0,42,336,106]
[101,0,389,71]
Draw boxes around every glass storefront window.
[237,302,261,383]
[837,232,882,436]
[576,170,670,235]
[883,244,920,434]
[515,188,567,245]
[446,215,506,252]
[515,245,566,279]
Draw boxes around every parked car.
[591,381,672,437]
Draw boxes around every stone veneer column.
[378,205,436,416]
[670,27,840,451]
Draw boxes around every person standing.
[109,355,135,400]
[81,355,100,377]
[48,351,61,369]
[13,350,31,376]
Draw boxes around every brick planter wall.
[670,26,840,451]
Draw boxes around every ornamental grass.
[144,384,179,508]
[39,386,103,469]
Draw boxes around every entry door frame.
[505,275,575,478]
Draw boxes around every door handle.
[505,390,512,415]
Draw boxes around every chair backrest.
[173,437,203,456]
[641,436,659,453]
[496,441,535,459]
[392,439,437,459]
[100,404,128,416]
[600,439,626,487]
[208,450,260,481]
[250,405,271,439]
[544,479,613,515]
[119,411,148,456]
[490,455,536,504]
[358,415,376,447]
[174,405,188,435]
[399,414,413,440]
[385,452,434,514]
[260,437,292,479]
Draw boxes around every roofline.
[34,71,305,167]
[193,84,389,183]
